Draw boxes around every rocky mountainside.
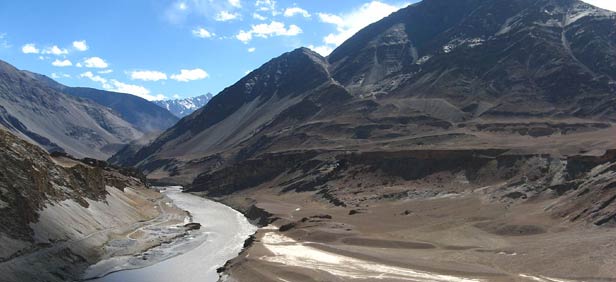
[154,93,214,118]
[0,128,183,282]
[122,0,616,184]
[25,71,179,133]
[0,60,176,159]
[109,0,616,280]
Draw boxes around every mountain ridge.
[0,59,175,159]
[120,0,616,184]
[154,93,214,118]
[28,72,180,133]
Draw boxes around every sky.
[0,0,614,101]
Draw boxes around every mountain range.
[2,0,616,280]
[120,0,616,184]
[154,93,214,118]
[0,60,178,159]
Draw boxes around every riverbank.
[83,186,193,280]
[216,188,616,282]
[89,186,257,282]
[0,185,187,282]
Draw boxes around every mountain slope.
[122,0,616,184]
[118,47,336,178]
[328,0,616,116]
[25,72,179,133]
[0,60,144,159]
[60,87,178,132]
[109,1,616,279]
[0,128,187,282]
[154,93,214,118]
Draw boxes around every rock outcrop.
[0,128,170,281]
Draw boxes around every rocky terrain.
[0,60,177,159]
[113,0,616,280]
[1,0,614,281]
[200,148,616,281]
[122,0,616,184]
[154,93,214,118]
[0,128,191,282]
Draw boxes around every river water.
[89,186,257,282]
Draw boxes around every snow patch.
[442,38,485,53]
[416,55,432,65]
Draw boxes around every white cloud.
[165,1,191,24]
[315,1,405,52]
[130,70,168,81]
[83,57,109,68]
[253,12,267,20]
[50,73,71,79]
[252,21,302,37]
[284,7,310,18]
[236,21,302,43]
[72,40,88,51]
[248,47,256,53]
[307,45,334,56]
[107,80,160,100]
[228,0,241,8]
[581,0,616,11]
[236,30,253,43]
[51,59,72,67]
[172,94,181,99]
[215,11,240,21]
[22,43,40,54]
[318,13,344,26]
[80,71,108,84]
[98,69,113,74]
[171,68,209,82]
[81,71,164,101]
[76,62,83,68]
[255,0,279,16]
[42,45,69,55]
[0,33,10,49]
[192,27,214,38]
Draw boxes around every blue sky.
[0,0,614,101]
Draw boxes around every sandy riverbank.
[218,189,616,282]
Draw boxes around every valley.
[1,0,616,281]
[201,148,616,281]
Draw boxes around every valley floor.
[219,189,616,282]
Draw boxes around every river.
[88,186,257,282]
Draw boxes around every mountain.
[10,0,616,280]
[0,128,184,282]
[0,60,146,159]
[121,0,616,184]
[170,1,616,279]
[25,72,179,133]
[154,93,214,118]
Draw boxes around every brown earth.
[192,148,616,282]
